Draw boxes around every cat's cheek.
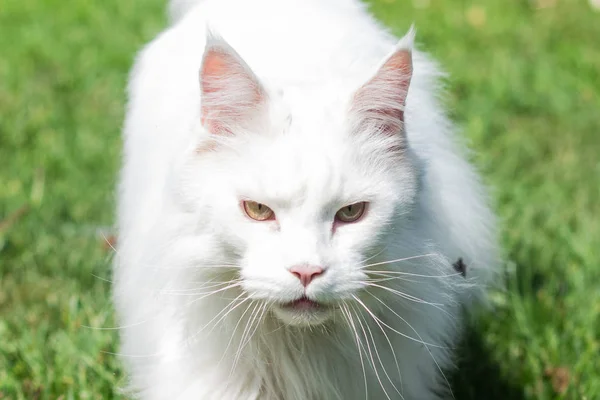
[332,216,382,255]
[313,275,366,303]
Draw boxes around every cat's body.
[114,0,498,399]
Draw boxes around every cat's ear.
[351,28,414,137]
[200,31,267,135]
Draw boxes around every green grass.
[0,0,598,398]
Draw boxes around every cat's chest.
[247,340,393,400]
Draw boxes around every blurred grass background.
[0,0,598,398]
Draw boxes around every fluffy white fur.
[114,0,498,399]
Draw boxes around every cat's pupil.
[257,203,263,211]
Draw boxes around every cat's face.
[187,120,417,326]
[182,31,416,326]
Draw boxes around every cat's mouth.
[282,295,322,311]
[273,296,331,326]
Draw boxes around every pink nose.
[289,265,324,287]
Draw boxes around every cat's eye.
[243,201,275,221]
[335,202,367,223]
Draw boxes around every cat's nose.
[289,265,324,287]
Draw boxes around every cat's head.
[180,29,420,326]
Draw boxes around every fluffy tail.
[168,0,204,23]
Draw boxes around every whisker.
[235,301,268,371]
[205,294,250,336]
[350,303,393,400]
[363,282,445,308]
[110,295,244,369]
[99,349,159,359]
[366,270,462,279]
[362,254,436,269]
[239,302,265,353]
[99,281,245,358]
[355,305,404,399]
[102,294,244,359]
[365,292,455,399]
[92,273,113,284]
[340,304,368,400]
[94,281,240,330]
[362,291,450,349]
[362,277,423,285]
[182,292,248,345]
[218,298,256,367]
[159,279,242,295]
[351,295,404,398]
[182,282,243,308]
[367,282,457,321]
[359,246,388,265]
[82,318,154,331]
[243,302,267,350]
[231,301,261,377]
[149,263,241,271]
[123,292,248,360]
[101,232,117,254]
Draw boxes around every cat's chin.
[272,297,333,326]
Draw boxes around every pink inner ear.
[201,50,230,95]
[382,50,412,85]
[200,44,266,135]
[352,48,413,136]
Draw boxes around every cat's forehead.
[277,83,353,122]
[233,125,376,212]
[227,86,389,206]
[244,134,345,191]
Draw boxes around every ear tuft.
[397,24,416,51]
[200,28,267,135]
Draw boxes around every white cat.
[113,0,498,399]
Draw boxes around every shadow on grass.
[449,325,525,400]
